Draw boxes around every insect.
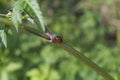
[54,36,63,43]
[45,30,62,43]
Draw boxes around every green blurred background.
[0,0,120,80]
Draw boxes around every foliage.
[12,0,45,32]
[0,0,120,80]
[0,29,7,47]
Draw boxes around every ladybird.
[54,36,63,43]
[46,32,62,43]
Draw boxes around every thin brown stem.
[23,26,49,40]
[58,42,114,80]
[0,16,114,80]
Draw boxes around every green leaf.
[0,30,7,47]
[23,0,45,32]
[12,0,22,32]
[11,0,45,32]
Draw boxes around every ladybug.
[46,32,62,43]
[54,36,63,43]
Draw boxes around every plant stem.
[23,26,49,40]
[58,42,114,80]
[0,17,114,80]
[0,17,13,26]
[0,17,49,39]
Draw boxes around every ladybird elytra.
[54,36,62,43]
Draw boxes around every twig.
[0,17,114,80]
[58,42,114,80]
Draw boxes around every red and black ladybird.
[54,36,62,43]
[46,32,62,43]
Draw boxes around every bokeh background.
[0,0,120,80]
